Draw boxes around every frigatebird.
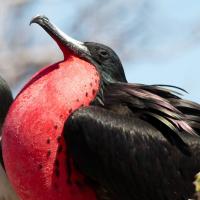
[0,76,19,200]
[0,76,13,166]
[2,15,200,200]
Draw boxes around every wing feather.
[64,106,200,200]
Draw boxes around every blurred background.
[1,0,200,102]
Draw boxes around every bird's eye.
[99,50,109,58]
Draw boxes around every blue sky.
[128,0,200,102]
[19,0,200,102]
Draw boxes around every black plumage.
[63,43,200,200]
[30,16,200,199]
[0,77,13,127]
[0,76,13,166]
[0,76,18,200]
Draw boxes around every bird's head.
[30,15,127,84]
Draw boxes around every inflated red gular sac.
[2,15,200,200]
[2,15,100,200]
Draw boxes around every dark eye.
[99,49,109,58]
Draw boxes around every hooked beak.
[30,15,91,58]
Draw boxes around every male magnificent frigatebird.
[0,76,19,200]
[2,15,200,200]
